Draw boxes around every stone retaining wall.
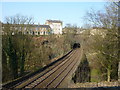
[69,81,120,88]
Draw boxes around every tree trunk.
[20,53,25,76]
[107,69,111,82]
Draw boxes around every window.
[33,31,34,35]
[44,31,45,35]
[24,27,26,30]
[2,27,4,29]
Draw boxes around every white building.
[32,25,51,35]
[90,29,107,37]
[45,20,63,34]
[2,24,52,36]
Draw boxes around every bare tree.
[2,14,34,81]
[83,2,119,82]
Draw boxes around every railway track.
[34,48,80,88]
[3,48,81,89]
[15,49,77,88]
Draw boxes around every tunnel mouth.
[72,43,81,49]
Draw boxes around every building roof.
[35,25,51,28]
[2,23,51,28]
[46,20,62,23]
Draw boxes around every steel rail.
[15,49,76,88]
[47,49,80,88]
[26,49,77,88]
[54,51,80,88]
[34,49,79,88]
[45,50,79,88]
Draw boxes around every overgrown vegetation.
[83,2,119,82]
[72,54,91,83]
